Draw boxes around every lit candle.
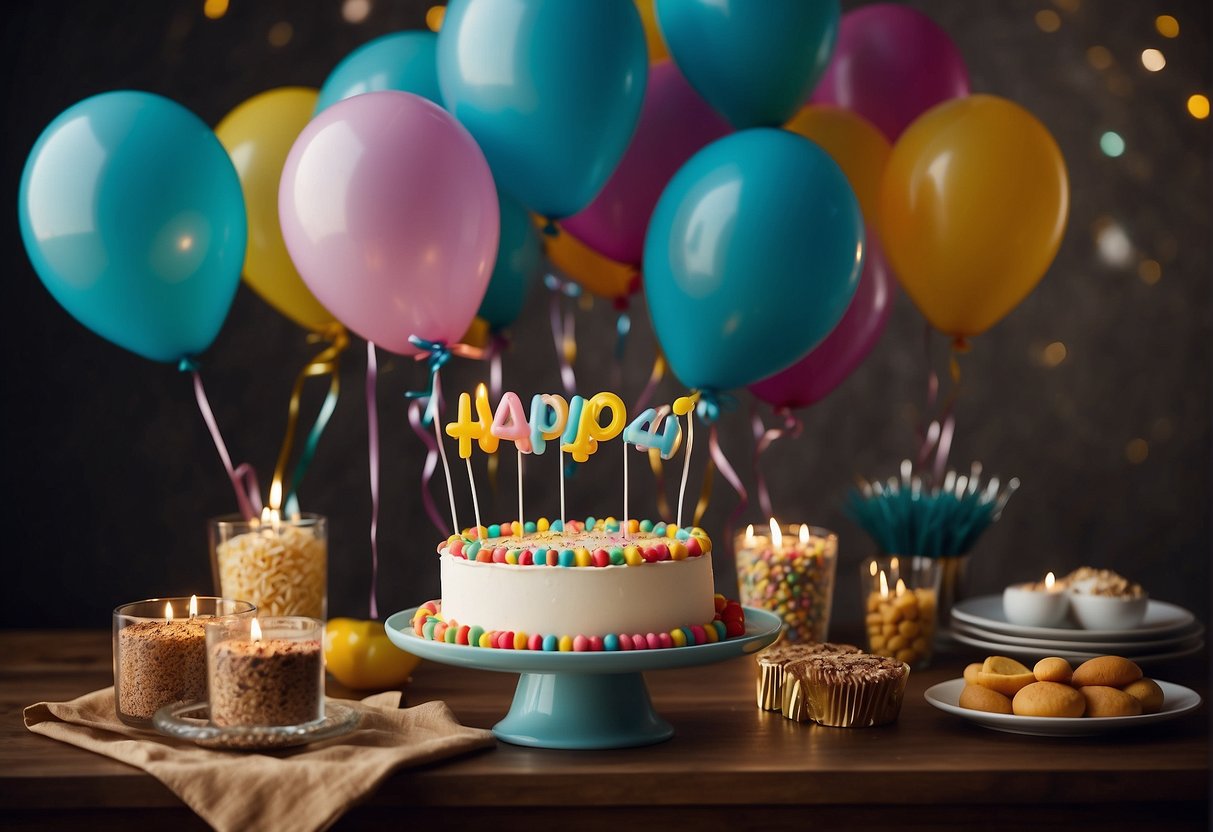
[207,616,324,727]
[1002,571,1070,627]
[864,558,938,669]
[733,520,839,643]
[112,595,254,727]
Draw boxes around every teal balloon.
[477,194,542,331]
[436,0,647,219]
[316,31,442,113]
[655,0,840,129]
[18,91,246,364]
[643,128,863,391]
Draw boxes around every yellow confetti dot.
[426,5,445,32]
[203,0,228,19]
[1035,9,1061,32]
[1042,342,1067,367]
[1188,94,1210,120]
[1155,15,1179,38]
[1125,438,1149,464]
[1086,46,1113,70]
[1138,259,1162,285]
[268,21,293,47]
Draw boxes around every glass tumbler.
[860,555,942,669]
[210,513,328,619]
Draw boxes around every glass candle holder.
[860,556,942,669]
[113,596,255,727]
[734,522,838,643]
[207,616,325,727]
[209,513,327,619]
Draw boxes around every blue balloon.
[18,91,246,363]
[643,128,863,392]
[315,31,442,114]
[477,193,542,331]
[437,0,648,219]
[655,0,840,129]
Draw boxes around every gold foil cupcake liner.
[757,657,787,711]
[803,664,910,728]
[780,676,814,722]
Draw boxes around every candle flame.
[799,524,809,545]
[869,560,878,577]
[260,505,280,525]
[475,381,488,400]
[745,524,754,543]
[251,618,262,642]
[896,578,908,597]
[1045,571,1056,589]
[879,570,889,598]
[189,594,198,618]
[164,601,174,621]
[769,518,782,548]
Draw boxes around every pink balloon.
[748,236,892,411]
[561,60,732,266]
[810,4,969,141]
[279,91,499,355]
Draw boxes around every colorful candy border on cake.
[411,595,747,651]
[437,517,712,568]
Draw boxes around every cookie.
[1071,655,1142,688]
[1080,685,1143,717]
[963,662,982,686]
[1012,681,1086,718]
[959,683,1013,715]
[1120,678,1164,714]
[1032,656,1072,684]
[977,656,1036,697]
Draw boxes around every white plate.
[950,618,1205,653]
[923,678,1202,737]
[947,628,1205,666]
[951,596,1195,641]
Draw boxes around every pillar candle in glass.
[734,520,839,643]
[210,511,327,619]
[207,615,325,727]
[860,556,942,669]
[113,595,255,727]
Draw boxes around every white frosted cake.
[412,517,746,651]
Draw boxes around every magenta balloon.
[279,91,499,355]
[748,236,892,410]
[810,3,969,141]
[561,61,732,266]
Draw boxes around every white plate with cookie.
[924,678,1202,736]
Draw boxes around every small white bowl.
[1068,591,1149,630]
[1002,584,1070,627]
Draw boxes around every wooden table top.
[1,628,1208,831]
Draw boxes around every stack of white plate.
[948,596,1204,666]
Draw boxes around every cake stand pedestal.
[384,607,782,749]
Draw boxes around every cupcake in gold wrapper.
[787,653,909,728]
[755,641,862,712]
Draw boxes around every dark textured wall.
[2,1,1209,630]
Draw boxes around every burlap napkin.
[24,687,496,832]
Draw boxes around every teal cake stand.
[384,606,781,749]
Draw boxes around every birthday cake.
[412,516,746,650]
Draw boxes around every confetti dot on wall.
[1035,10,1061,33]
[1099,131,1125,157]
[268,21,293,47]
[203,0,228,20]
[1042,342,1068,367]
[1086,45,1113,70]
[343,0,371,24]
[427,5,446,32]
[1141,48,1166,72]
[1125,438,1149,464]
[1138,259,1161,285]
[1188,94,1210,120]
[1155,15,1179,38]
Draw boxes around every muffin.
[787,653,910,728]
[755,641,862,715]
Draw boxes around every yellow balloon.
[544,223,638,300]
[215,87,337,332]
[784,105,891,227]
[879,94,1069,338]
[634,0,669,63]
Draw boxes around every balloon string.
[516,448,524,535]
[364,341,380,620]
[548,284,577,396]
[750,403,803,520]
[465,456,482,535]
[181,360,260,522]
[916,323,940,470]
[622,439,630,538]
[407,398,449,537]
[676,407,695,528]
[270,325,348,513]
[559,448,566,528]
[633,351,666,414]
[918,337,966,482]
[708,422,748,559]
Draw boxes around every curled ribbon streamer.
[365,341,380,620]
[633,351,665,415]
[408,398,449,537]
[707,423,748,561]
[181,358,261,522]
[916,328,965,484]
[750,403,803,520]
[269,325,349,513]
[546,276,578,396]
